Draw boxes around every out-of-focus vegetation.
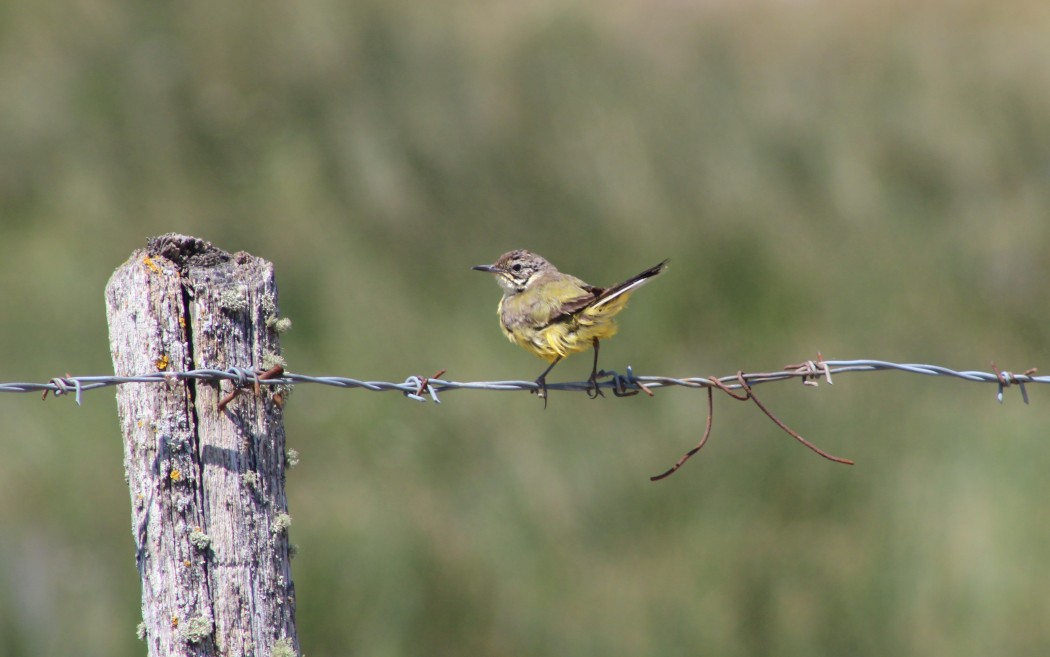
[2,0,1049,655]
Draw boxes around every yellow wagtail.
[473,250,668,402]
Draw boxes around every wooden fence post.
[105,234,298,657]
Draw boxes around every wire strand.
[7,357,1039,480]
[2,358,1042,406]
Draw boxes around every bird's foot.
[587,370,606,399]
[533,375,550,409]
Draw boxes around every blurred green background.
[2,0,1049,655]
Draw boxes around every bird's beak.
[472,264,497,273]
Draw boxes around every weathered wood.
[106,234,298,657]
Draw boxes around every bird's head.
[472,249,553,294]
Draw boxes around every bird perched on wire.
[473,250,668,404]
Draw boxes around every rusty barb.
[991,361,1037,405]
[9,355,1045,480]
[403,369,447,403]
[786,354,835,387]
[218,365,287,412]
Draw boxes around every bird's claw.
[533,375,550,409]
[587,370,606,399]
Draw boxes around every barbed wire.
[2,358,1043,406]
[3,358,1041,480]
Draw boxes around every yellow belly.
[499,294,629,363]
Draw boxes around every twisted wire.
[2,359,1043,406]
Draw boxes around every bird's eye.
[511,263,522,272]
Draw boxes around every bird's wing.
[499,276,598,331]
[554,286,603,317]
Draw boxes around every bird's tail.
[591,259,669,310]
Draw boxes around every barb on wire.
[218,365,286,412]
[403,369,447,403]
[3,357,1042,479]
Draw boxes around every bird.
[473,250,668,403]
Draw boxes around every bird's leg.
[534,356,562,408]
[587,338,605,399]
